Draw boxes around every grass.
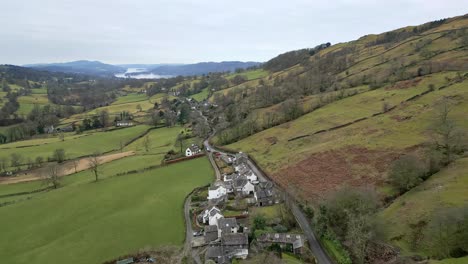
[378,157,468,257]
[112,93,148,105]
[322,238,351,264]
[0,125,150,164]
[191,87,209,101]
[227,69,269,81]
[124,126,183,154]
[429,257,468,264]
[0,157,214,264]
[282,253,304,264]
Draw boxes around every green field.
[0,157,214,264]
[378,157,468,256]
[191,87,209,101]
[112,93,148,105]
[0,125,150,164]
[124,126,183,154]
[227,69,269,81]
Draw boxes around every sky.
[1,0,466,65]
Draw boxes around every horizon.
[1,1,466,65]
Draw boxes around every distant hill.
[25,60,125,77]
[146,61,261,76]
[25,61,261,78]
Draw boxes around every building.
[217,217,238,238]
[257,233,305,255]
[254,182,275,206]
[204,225,219,243]
[208,185,228,200]
[206,233,249,263]
[116,121,133,127]
[185,144,201,157]
[202,206,224,226]
[233,178,255,196]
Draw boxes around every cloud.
[0,0,465,64]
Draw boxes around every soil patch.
[0,151,135,185]
[386,78,422,90]
[272,146,401,199]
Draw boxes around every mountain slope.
[147,61,261,76]
[26,60,125,76]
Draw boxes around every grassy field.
[0,125,150,165]
[378,157,468,256]
[112,93,148,105]
[191,87,209,101]
[227,69,269,81]
[124,126,183,154]
[0,157,214,264]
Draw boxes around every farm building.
[257,233,305,254]
[185,144,201,157]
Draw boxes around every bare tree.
[10,153,23,171]
[430,98,464,165]
[43,165,61,189]
[0,157,7,173]
[88,152,101,181]
[143,135,151,152]
[176,134,185,154]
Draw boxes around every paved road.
[180,194,193,263]
[204,140,333,264]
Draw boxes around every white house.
[185,144,201,157]
[208,185,227,200]
[116,121,133,127]
[202,206,224,226]
[233,178,255,196]
[243,170,258,183]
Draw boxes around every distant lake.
[115,68,172,79]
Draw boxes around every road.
[203,139,333,264]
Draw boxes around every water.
[115,68,172,79]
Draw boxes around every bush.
[389,154,426,193]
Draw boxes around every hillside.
[209,14,468,262]
[26,60,125,77]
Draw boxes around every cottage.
[185,144,201,157]
[202,206,224,226]
[254,182,275,206]
[116,121,133,127]
[204,225,219,243]
[257,233,305,254]
[205,233,249,263]
[223,173,238,182]
[217,217,238,238]
[233,178,255,196]
[208,185,227,200]
[44,125,55,134]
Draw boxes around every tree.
[430,98,464,165]
[143,135,151,152]
[253,214,267,230]
[136,104,142,112]
[1,78,10,92]
[10,153,23,170]
[0,157,7,173]
[53,148,66,163]
[176,133,185,154]
[35,156,44,167]
[99,110,110,127]
[43,165,61,189]
[388,154,426,193]
[88,152,101,181]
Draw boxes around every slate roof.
[218,218,238,233]
[221,233,249,246]
[255,182,274,199]
[233,178,248,189]
[205,225,219,243]
[257,233,305,249]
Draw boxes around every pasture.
[0,157,214,264]
[0,125,150,166]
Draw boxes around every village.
[186,149,311,264]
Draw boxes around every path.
[0,151,135,185]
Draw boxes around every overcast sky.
[1,0,466,65]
